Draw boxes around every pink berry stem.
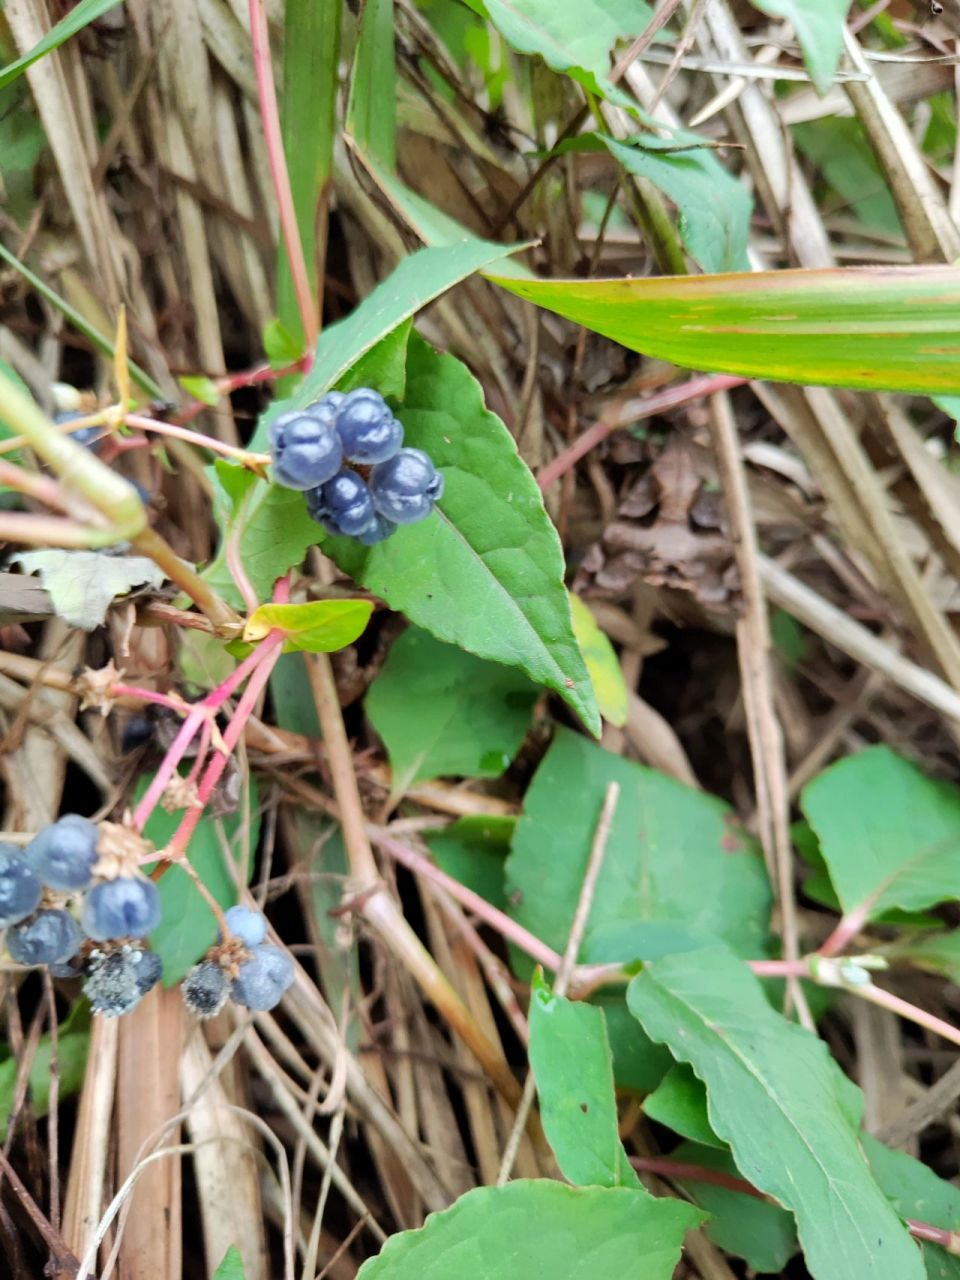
[163,629,285,859]
[109,684,189,714]
[185,718,213,786]
[132,639,274,832]
[124,414,269,466]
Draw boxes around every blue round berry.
[334,389,403,464]
[231,944,295,1011]
[356,513,398,545]
[304,391,345,423]
[0,846,43,927]
[26,814,99,892]
[306,468,376,537]
[7,909,83,967]
[224,904,267,948]
[82,877,162,941]
[270,411,343,491]
[369,448,444,524]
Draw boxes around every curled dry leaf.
[576,438,741,608]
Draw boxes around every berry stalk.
[163,629,284,861]
[132,638,279,833]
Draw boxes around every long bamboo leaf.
[278,0,341,349]
[0,0,122,90]
[487,266,960,395]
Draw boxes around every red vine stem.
[174,358,307,424]
[132,640,272,832]
[536,373,745,492]
[124,414,269,466]
[109,685,188,714]
[248,0,318,355]
[370,828,564,972]
[163,629,285,860]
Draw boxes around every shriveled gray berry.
[182,960,229,1018]
[83,951,143,1017]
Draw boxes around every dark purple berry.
[306,468,376,538]
[270,411,343,490]
[334,389,403,464]
[369,448,444,524]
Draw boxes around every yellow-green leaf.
[570,594,627,728]
[243,599,373,653]
[487,266,960,396]
[179,375,220,407]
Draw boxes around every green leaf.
[261,318,304,370]
[277,0,340,351]
[668,1140,798,1275]
[596,994,673,1092]
[529,974,641,1189]
[326,336,599,734]
[864,1135,960,1280]
[505,730,771,969]
[141,776,261,985]
[644,1063,724,1150]
[204,462,322,610]
[747,0,851,94]
[464,0,654,109]
[0,83,45,177]
[627,945,925,1280]
[178,629,238,693]
[243,598,373,653]
[0,0,123,90]
[596,134,750,273]
[425,815,514,912]
[801,746,960,922]
[345,150,534,280]
[336,318,411,400]
[793,118,901,237]
[569,594,627,728]
[366,626,539,796]
[11,550,166,630]
[347,0,396,169]
[253,239,531,449]
[889,929,960,983]
[0,1009,90,1141]
[355,1179,701,1280]
[487,265,960,397]
[179,375,220,407]
[212,1246,247,1280]
[269,650,321,738]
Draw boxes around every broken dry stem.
[305,651,525,1109]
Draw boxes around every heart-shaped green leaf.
[243,598,373,653]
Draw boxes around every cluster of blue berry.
[0,822,294,1016]
[0,816,163,1016]
[270,388,444,544]
[182,905,294,1016]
